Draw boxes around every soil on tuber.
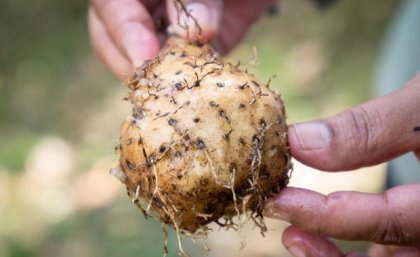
[110,3,292,256]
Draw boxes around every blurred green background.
[0,0,396,256]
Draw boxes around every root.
[201,239,210,255]
[134,201,149,219]
[249,46,258,67]
[165,195,180,213]
[266,74,277,88]
[230,168,247,251]
[173,0,203,42]
[146,164,179,215]
[185,228,210,255]
[146,186,189,257]
[204,149,217,181]
[204,149,231,189]
[195,212,213,221]
[250,212,267,237]
[215,217,239,231]
[196,229,210,255]
[247,119,283,236]
[161,223,169,257]
[140,163,188,257]
[146,164,160,213]
[135,184,141,199]
[154,101,189,120]
[230,168,240,219]
[131,185,149,219]
[249,119,283,193]
[249,138,262,193]
[162,205,189,257]
[248,86,258,106]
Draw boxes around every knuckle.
[374,218,406,244]
[346,107,370,151]
[372,193,410,245]
[305,194,333,236]
[338,106,384,165]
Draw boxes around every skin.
[88,0,275,80]
[265,74,420,257]
[88,0,420,256]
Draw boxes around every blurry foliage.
[0,0,118,172]
[0,0,112,140]
[0,133,38,172]
[238,0,398,124]
[35,202,181,257]
[0,0,398,256]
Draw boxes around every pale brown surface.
[116,37,291,233]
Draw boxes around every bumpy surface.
[113,37,291,234]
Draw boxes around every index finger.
[264,184,420,245]
[90,0,160,67]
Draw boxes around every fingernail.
[181,2,218,35]
[288,245,306,257]
[263,199,290,222]
[292,122,332,150]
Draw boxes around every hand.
[281,226,420,257]
[264,74,420,256]
[88,0,275,80]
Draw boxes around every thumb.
[289,74,420,171]
[166,0,222,41]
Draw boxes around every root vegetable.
[112,36,291,253]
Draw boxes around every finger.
[368,244,420,257]
[151,3,169,45]
[88,7,132,80]
[265,185,420,245]
[283,226,343,257]
[367,244,392,257]
[288,74,420,171]
[283,226,369,257]
[211,0,276,54]
[166,0,222,41]
[91,0,160,67]
[394,248,420,257]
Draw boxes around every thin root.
[230,168,247,251]
[161,223,169,257]
[146,164,160,213]
[162,205,189,257]
[173,0,203,42]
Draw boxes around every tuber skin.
[112,36,291,235]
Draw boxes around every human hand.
[264,74,420,256]
[88,0,275,80]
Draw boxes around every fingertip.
[289,78,420,171]
[93,0,161,69]
[167,0,222,42]
[120,22,160,68]
[287,124,305,159]
[263,187,299,222]
[282,226,305,247]
[88,6,134,80]
[264,187,326,224]
[287,122,336,171]
[282,226,343,257]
